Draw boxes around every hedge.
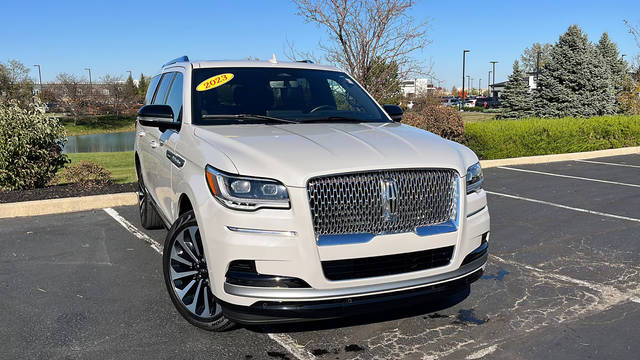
[464,115,640,160]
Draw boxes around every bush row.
[464,115,640,160]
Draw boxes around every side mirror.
[382,104,403,122]
[137,104,180,130]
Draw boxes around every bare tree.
[290,0,431,102]
[101,74,125,120]
[56,73,88,125]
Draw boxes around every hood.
[193,122,477,187]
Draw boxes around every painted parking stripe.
[497,166,640,188]
[102,207,316,360]
[486,191,640,223]
[576,159,640,169]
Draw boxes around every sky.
[2,0,639,90]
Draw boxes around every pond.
[64,132,135,153]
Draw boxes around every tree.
[0,59,35,105]
[137,73,149,103]
[124,73,138,104]
[366,57,403,104]
[597,32,627,106]
[535,25,616,117]
[291,0,431,103]
[500,61,534,118]
[520,43,552,73]
[56,73,87,125]
[101,74,124,120]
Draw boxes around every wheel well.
[178,195,193,216]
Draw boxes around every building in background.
[401,78,437,98]
[489,72,538,98]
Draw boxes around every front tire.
[163,210,235,331]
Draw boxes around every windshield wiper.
[298,116,370,123]
[201,114,299,124]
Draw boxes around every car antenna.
[269,53,277,64]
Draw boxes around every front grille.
[307,169,458,236]
[322,246,454,280]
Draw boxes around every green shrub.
[62,161,112,189]
[0,102,69,190]
[465,115,640,160]
[403,105,465,142]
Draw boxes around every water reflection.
[64,132,135,153]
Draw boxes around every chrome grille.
[307,169,458,236]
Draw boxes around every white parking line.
[497,166,640,188]
[102,207,315,360]
[486,191,640,223]
[576,159,640,169]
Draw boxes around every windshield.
[191,67,389,125]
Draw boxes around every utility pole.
[466,76,471,98]
[490,61,498,88]
[461,50,470,110]
[33,64,43,92]
[488,71,492,97]
[478,78,482,96]
[85,68,92,97]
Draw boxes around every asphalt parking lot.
[1,154,639,360]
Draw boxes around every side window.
[144,75,161,105]
[164,73,183,122]
[152,72,175,105]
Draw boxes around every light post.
[478,78,482,96]
[33,64,42,92]
[85,67,92,96]
[461,50,470,110]
[126,70,132,79]
[490,61,498,92]
[488,71,492,97]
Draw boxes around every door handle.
[149,140,158,149]
[159,138,166,147]
[137,131,146,137]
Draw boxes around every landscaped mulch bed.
[0,183,137,204]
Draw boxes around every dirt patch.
[0,183,136,203]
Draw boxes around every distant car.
[463,99,477,107]
[475,97,501,108]
[440,98,459,106]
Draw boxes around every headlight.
[466,162,483,194]
[205,165,290,210]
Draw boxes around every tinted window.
[164,73,183,122]
[191,67,387,125]
[144,75,161,105]
[152,72,175,105]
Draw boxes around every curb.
[480,146,640,168]
[0,192,137,219]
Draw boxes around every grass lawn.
[62,151,136,184]
[460,111,497,123]
[61,115,136,136]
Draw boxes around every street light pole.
[462,50,470,110]
[478,78,482,96]
[84,68,92,96]
[33,64,42,92]
[490,61,498,91]
[488,71,492,97]
[126,70,132,79]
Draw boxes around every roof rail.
[163,56,189,67]
[296,60,314,64]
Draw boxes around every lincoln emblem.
[381,178,399,221]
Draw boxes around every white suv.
[135,56,490,331]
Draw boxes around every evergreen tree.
[500,60,534,118]
[535,25,616,117]
[450,85,458,97]
[596,32,627,111]
[124,73,137,103]
[520,42,553,72]
[137,73,149,102]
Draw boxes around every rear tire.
[163,210,235,331]
[136,167,164,230]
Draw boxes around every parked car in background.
[474,97,501,108]
[440,97,460,107]
[463,99,477,108]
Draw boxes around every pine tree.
[450,85,458,97]
[500,60,534,118]
[535,25,616,117]
[137,73,149,102]
[596,32,627,111]
[124,73,137,103]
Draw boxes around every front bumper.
[220,250,486,324]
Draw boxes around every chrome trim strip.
[317,233,375,246]
[414,220,457,236]
[466,205,487,218]
[223,253,487,300]
[226,226,297,237]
